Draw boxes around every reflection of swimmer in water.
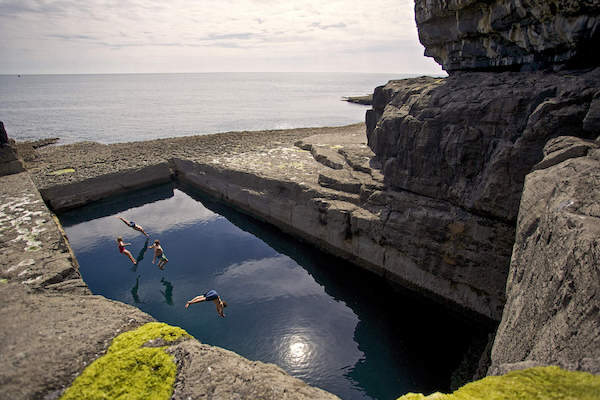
[117,237,137,265]
[149,239,168,269]
[160,277,173,306]
[185,290,227,317]
[131,275,141,303]
[118,216,149,237]
[134,238,150,269]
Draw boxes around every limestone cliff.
[363,0,600,378]
[365,68,599,323]
[415,0,600,72]
[489,136,600,375]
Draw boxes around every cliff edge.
[415,0,600,72]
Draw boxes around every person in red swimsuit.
[117,236,137,265]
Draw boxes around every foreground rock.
[489,136,600,375]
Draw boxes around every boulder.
[0,121,25,176]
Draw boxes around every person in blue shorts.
[185,290,227,317]
[118,216,149,237]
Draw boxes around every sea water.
[59,183,489,400]
[0,72,414,144]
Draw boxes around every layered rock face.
[415,0,600,72]
[367,69,600,222]
[489,136,600,375]
[365,68,599,322]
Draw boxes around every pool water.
[59,183,489,400]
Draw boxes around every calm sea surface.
[0,72,414,144]
[59,183,488,400]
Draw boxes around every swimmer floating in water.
[185,290,227,317]
[117,216,149,237]
[148,239,168,269]
[117,236,137,265]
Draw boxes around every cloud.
[204,33,255,41]
[46,33,98,41]
[310,22,347,30]
[215,255,326,303]
[0,0,444,74]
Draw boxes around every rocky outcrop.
[0,142,25,177]
[415,0,600,72]
[342,95,373,105]
[489,136,600,375]
[365,68,599,321]
[367,69,600,222]
[0,122,25,176]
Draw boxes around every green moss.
[49,168,76,175]
[398,366,600,400]
[61,322,190,400]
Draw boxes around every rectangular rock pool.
[58,182,491,400]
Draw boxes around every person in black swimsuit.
[118,216,149,237]
[185,290,227,317]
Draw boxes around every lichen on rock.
[60,322,190,400]
[397,366,600,400]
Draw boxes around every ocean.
[0,72,416,144]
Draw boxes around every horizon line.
[0,71,446,77]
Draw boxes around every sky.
[0,0,443,75]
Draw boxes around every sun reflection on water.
[289,341,308,362]
[280,333,314,375]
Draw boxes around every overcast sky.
[0,0,443,75]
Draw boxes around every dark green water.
[59,183,488,400]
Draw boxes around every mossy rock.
[398,366,600,400]
[61,322,190,400]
